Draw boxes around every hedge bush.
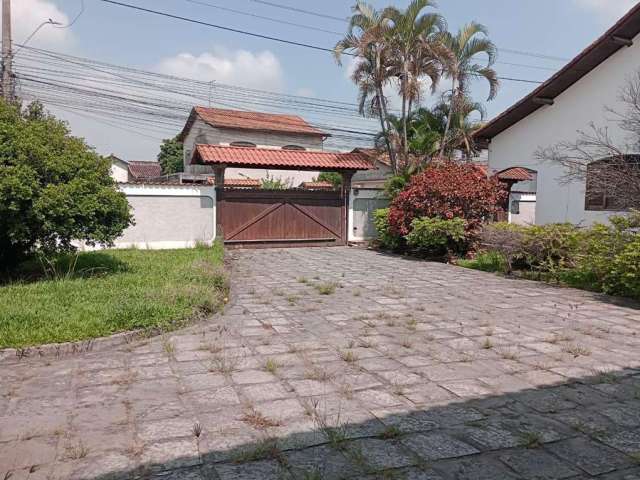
[373,208,403,250]
[406,217,467,256]
[473,212,640,300]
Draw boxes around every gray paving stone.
[241,383,292,403]
[141,438,201,472]
[598,428,640,454]
[214,459,291,480]
[285,444,363,480]
[435,455,521,479]
[402,432,480,461]
[548,437,634,476]
[499,448,579,479]
[345,438,417,470]
[3,247,640,480]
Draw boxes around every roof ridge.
[475,2,640,141]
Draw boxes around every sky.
[8,0,640,160]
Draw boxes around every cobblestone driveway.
[2,247,640,480]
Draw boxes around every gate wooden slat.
[288,202,342,239]
[218,188,344,248]
[225,201,284,240]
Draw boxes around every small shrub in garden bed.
[457,251,508,273]
[406,217,467,257]
[464,212,640,301]
[373,208,404,251]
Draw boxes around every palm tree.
[334,2,398,171]
[438,22,498,157]
[434,96,486,158]
[374,107,444,159]
[383,0,445,164]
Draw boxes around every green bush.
[406,217,466,256]
[521,223,581,275]
[0,101,132,271]
[480,222,580,275]
[373,208,402,250]
[478,212,640,300]
[604,236,640,298]
[458,251,508,273]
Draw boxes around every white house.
[475,3,640,225]
[108,155,162,183]
[109,155,130,183]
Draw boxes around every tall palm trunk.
[439,76,456,157]
[401,61,410,168]
[375,84,396,173]
[374,49,397,174]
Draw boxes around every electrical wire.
[182,0,343,36]
[96,0,547,84]
[247,0,348,23]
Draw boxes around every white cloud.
[157,47,284,92]
[13,0,73,49]
[573,0,638,21]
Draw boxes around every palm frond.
[475,67,499,100]
[461,36,497,66]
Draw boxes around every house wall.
[348,188,389,242]
[488,33,640,225]
[352,161,391,185]
[182,117,322,184]
[110,160,130,183]
[509,192,537,225]
[106,184,216,249]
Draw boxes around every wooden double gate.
[217,188,346,248]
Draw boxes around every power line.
[499,48,569,63]
[97,0,545,85]
[97,0,338,54]
[185,0,569,70]
[13,46,383,150]
[247,0,348,23]
[182,0,343,36]
[244,0,570,63]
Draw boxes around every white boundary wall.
[93,184,217,250]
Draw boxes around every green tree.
[439,22,498,156]
[375,107,445,158]
[383,0,444,163]
[261,172,292,190]
[157,137,184,174]
[433,96,485,158]
[314,172,342,188]
[0,101,132,270]
[335,2,398,171]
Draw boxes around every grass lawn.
[0,243,227,349]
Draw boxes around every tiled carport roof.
[497,167,535,181]
[193,144,375,171]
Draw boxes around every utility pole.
[1,0,13,102]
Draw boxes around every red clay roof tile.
[497,167,534,181]
[128,161,162,179]
[299,181,335,190]
[224,178,261,187]
[193,145,375,171]
[193,107,328,137]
